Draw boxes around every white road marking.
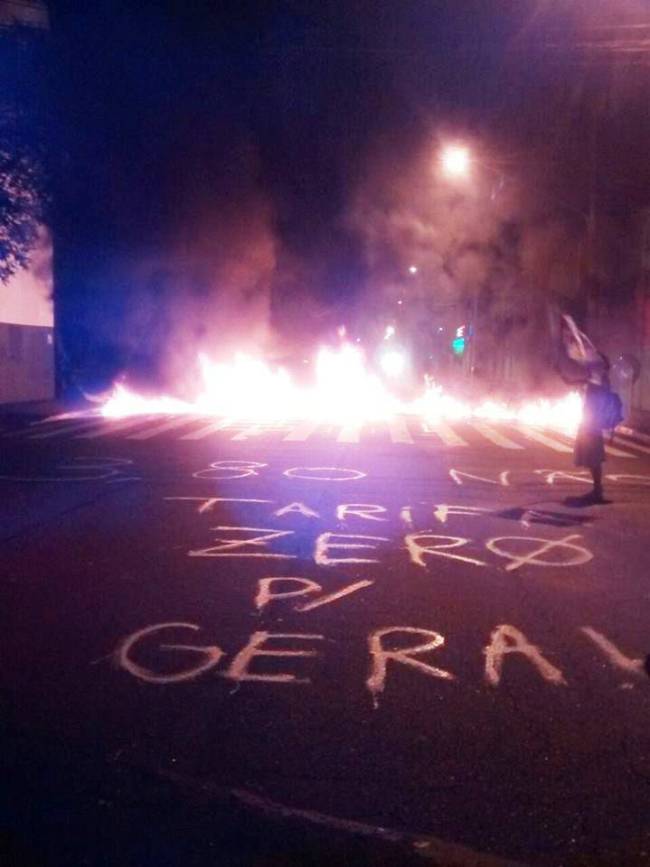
[580,627,644,676]
[367,627,454,707]
[116,623,223,684]
[284,422,320,442]
[29,412,86,426]
[179,417,234,440]
[75,416,154,439]
[224,631,323,684]
[127,415,199,440]
[470,421,523,449]
[231,425,263,441]
[603,441,636,459]
[484,625,566,687]
[613,434,650,455]
[424,421,468,447]
[618,425,650,445]
[15,411,644,458]
[274,501,320,518]
[29,419,103,439]
[552,430,637,459]
[295,579,374,612]
[517,426,573,453]
[337,425,360,443]
[387,418,414,444]
[486,533,592,571]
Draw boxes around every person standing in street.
[573,355,611,504]
[553,314,622,504]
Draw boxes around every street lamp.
[439,144,472,180]
[439,143,511,198]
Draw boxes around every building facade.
[0,230,54,403]
[0,0,53,403]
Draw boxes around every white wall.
[0,230,53,327]
[0,229,54,403]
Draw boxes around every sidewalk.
[0,398,90,421]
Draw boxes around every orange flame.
[100,345,583,433]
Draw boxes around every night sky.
[44,1,650,389]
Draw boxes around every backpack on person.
[590,387,624,431]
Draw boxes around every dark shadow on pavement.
[563,494,613,508]
[494,507,596,527]
[0,714,439,867]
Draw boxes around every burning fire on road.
[96,344,583,434]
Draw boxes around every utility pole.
[585,106,598,316]
[468,290,479,378]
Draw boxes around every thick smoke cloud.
[346,129,593,391]
[51,1,648,396]
[120,190,276,395]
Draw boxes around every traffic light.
[452,325,466,355]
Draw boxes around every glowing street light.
[440,144,471,180]
[408,265,418,274]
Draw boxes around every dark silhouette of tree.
[0,135,43,281]
[0,19,48,283]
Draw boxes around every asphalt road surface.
[2,413,650,867]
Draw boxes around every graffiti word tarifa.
[114,622,645,708]
[166,496,601,530]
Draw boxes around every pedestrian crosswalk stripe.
[7,414,647,460]
[424,421,468,447]
[75,416,153,439]
[388,418,414,444]
[179,417,235,440]
[614,434,650,456]
[29,414,78,427]
[603,441,636,459]
[231,425,263,441]
[337,425,361,443]
[29,420,101,439]
[619,425,650,445]
[517,426,573,453]
[284,421,320,442]
[127,415,198,440]
[470,421,523,449]
[552,431,636,459]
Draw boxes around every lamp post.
[438,143,481,376]
[438,141,598,381]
